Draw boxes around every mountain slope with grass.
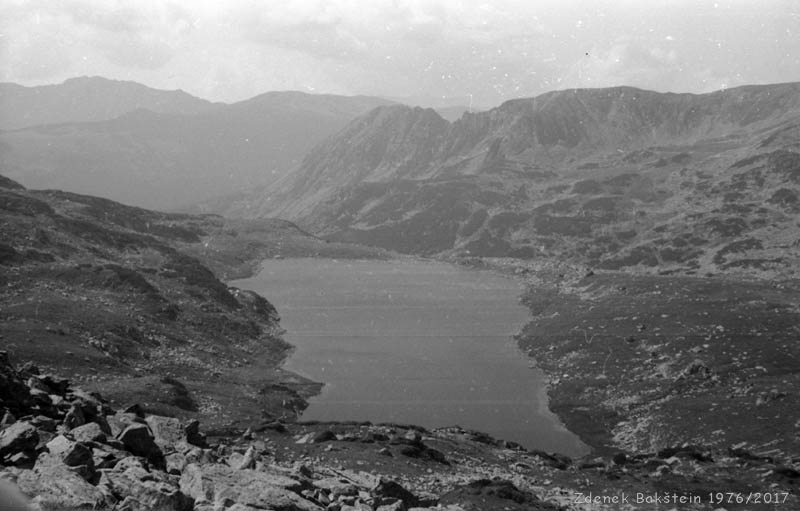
[0,176,385,432]
[212,83,800,279]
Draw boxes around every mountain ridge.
[0,79,395,209]
[0,76,220,130]
[210,81,800,277]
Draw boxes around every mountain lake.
[231,258,588,456]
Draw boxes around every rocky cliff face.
[215,83,800,277]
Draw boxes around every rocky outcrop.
[0,354,460,511]
[2,340,799,511]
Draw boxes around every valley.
[2,78,800,510]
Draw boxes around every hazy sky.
[1,0,798,106]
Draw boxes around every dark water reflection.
[232,258,587,456]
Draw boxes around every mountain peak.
[62,75,118,85]
[359,103,447,124]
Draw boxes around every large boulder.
[144,415,187,453]
[373,479,419,508]
[63,404,86,430]
[0,422,39,459]
[180,463,319,510]
[312,477,359,500]
[107,412,144,437]
[15,453,107,509]
[99,462,193,511]
[46,435,94,471]
[117,423,165,468]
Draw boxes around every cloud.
[1,0,798,105]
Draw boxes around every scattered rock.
[756,388,788,406]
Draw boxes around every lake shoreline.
[232,256,589,456]
[236,252,799,462]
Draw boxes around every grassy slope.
[514,268,800,457]
[0,179,386,433]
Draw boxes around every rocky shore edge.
[4,344,800,510]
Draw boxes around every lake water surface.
[231,258,587,456]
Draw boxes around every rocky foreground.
[3,349,800,511]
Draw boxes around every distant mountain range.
[0,77,393,209]
[0,76,219,130]
[204,82,800,277]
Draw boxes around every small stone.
[234,446,257,470]
[403,430,422,445]
[311,430,336,443]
